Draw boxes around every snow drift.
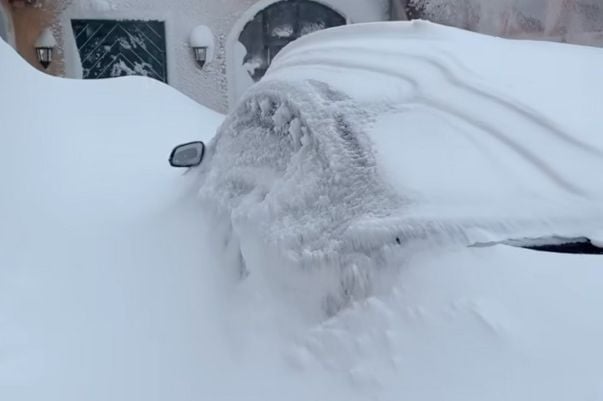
[0,40,237,400]
[3,21,603,401]
[200,21,603,309]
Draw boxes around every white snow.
[272,24,294,38]
[109,59,153,77]
[200,22,603,313]
[3,20,603,401]
[198,20,603,396]
[34,27,57,48]
[189,25,215,64]
[258,20,603,248]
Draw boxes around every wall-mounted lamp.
[189,25,214,70]
[192,46,208,68]
[35,28,56,69]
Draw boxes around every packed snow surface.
[2,21,603,401]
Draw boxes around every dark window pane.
[265,2,298,39]
[71,19,168,83]
[238,0,346,82]
[299,2,345,34]
[240,14,268,81]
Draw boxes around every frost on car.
[193,21,603,314]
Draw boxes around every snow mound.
[200,21,603,309]
[270,20,603,239]
[4,22,603,401]
[0,40,231,400]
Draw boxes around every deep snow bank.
[194,18,603,396]
[4,23,603,401]
[0,38,367,401]
[0,41,238,400]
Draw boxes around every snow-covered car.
[172,21,603,310]
[4,20,603,401]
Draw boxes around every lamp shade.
[192,46,208,68]
[189,25,214,69]
[35,28,56,69]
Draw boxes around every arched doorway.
[230,0,346,102]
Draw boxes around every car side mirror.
[169,141,205,168]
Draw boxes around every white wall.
[54,0,389,114]
[226,0,390,108]
[57,0,235,113]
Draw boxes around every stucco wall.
[53,0,388,113]
[225,0,389,107]
[9,1,62,75]
[0,0,12,44]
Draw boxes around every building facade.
[0,0,389,113]
[394,0,603,46]
[1,0,601,114]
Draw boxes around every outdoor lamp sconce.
[35,28,56,69]
[192,46,208,68]
[189,25,214,70]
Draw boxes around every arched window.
[239,0,345,81]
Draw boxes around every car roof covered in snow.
[254,21,603,245]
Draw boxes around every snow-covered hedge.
[402,0,603,45]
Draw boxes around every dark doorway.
[239,0,345,81]
[71,19,168,83]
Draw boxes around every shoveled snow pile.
[2,21,603,401]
